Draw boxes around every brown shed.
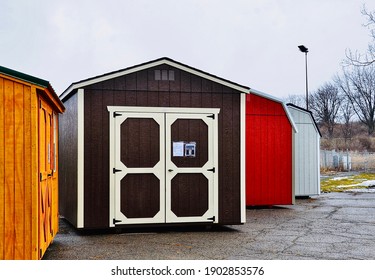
[59,57,247,229]
[0,66,65,259]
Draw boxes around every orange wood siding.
[0,77,36,259]
[0,77,3,258]
[38,97,59,258]
[0,73,61,260]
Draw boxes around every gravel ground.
[43,192,375,260]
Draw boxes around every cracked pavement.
[43,192,375,260]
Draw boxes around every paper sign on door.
[184,142,196,157]
[172,141,197,157]
[173,142,184,157]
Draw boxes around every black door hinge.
[113,112,122,118]
[207,216,215,222]
[113,168,122,174]
[207,167,216,173]
[207,114,215,119]
[113,218,122,224]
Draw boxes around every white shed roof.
[286,103,321,137]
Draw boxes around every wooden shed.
[58,57,247,229]
[287,104,321,197]
[246,89,297,206]
[0,66,65,259]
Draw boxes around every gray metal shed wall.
[288,106,320,196]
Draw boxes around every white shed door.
[109,108,218,226]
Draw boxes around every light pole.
[298,45,309,110]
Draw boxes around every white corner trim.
[240,93,246,223]
[317,135,321,195]
[77,88,84,228]
[292,129,296,205]
[108,106,115,227]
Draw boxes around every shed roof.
[60,57,250,101]
[249,88,298,133]
[0,65,65,113]
[286,103,322,137]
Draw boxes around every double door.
[109,107,219,226]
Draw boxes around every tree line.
[286,6,375,147]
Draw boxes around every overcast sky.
[1,0,375,99]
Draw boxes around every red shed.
[246,89,297,206]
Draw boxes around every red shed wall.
[246,93,292,206]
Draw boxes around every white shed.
[287,104,321,197]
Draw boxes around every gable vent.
[155,70,174,81]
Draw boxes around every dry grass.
[320,150,375,171]
[350,152,375,170]
[321,173,375,192]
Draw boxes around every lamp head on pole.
[298,45,308,53]
[298,45,309,110]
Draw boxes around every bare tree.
[339,97,354,147]
[284,94,306,108]
[336,64,375,135]
[345,5,375,66]
[309,83,343,138]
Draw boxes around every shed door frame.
[165,113,217,223]
[38,97,57,257]
[111,111,166,225]
[108,106,220,227]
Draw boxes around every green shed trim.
[0,65,51,89]
[0,65,65,113]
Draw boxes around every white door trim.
[108,106,220,226]
[109,112,165,226]
[165,113,219,223]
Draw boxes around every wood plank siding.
[246,93,293,206]
[0,67,64,260]
[59,63,243,228]
[0,76,38,259]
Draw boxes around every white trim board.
[60,58,250,101]
[107,106,220,115]
[240,93,246,223]
[77,88,85,228]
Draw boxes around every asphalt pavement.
[43,192,375,260]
